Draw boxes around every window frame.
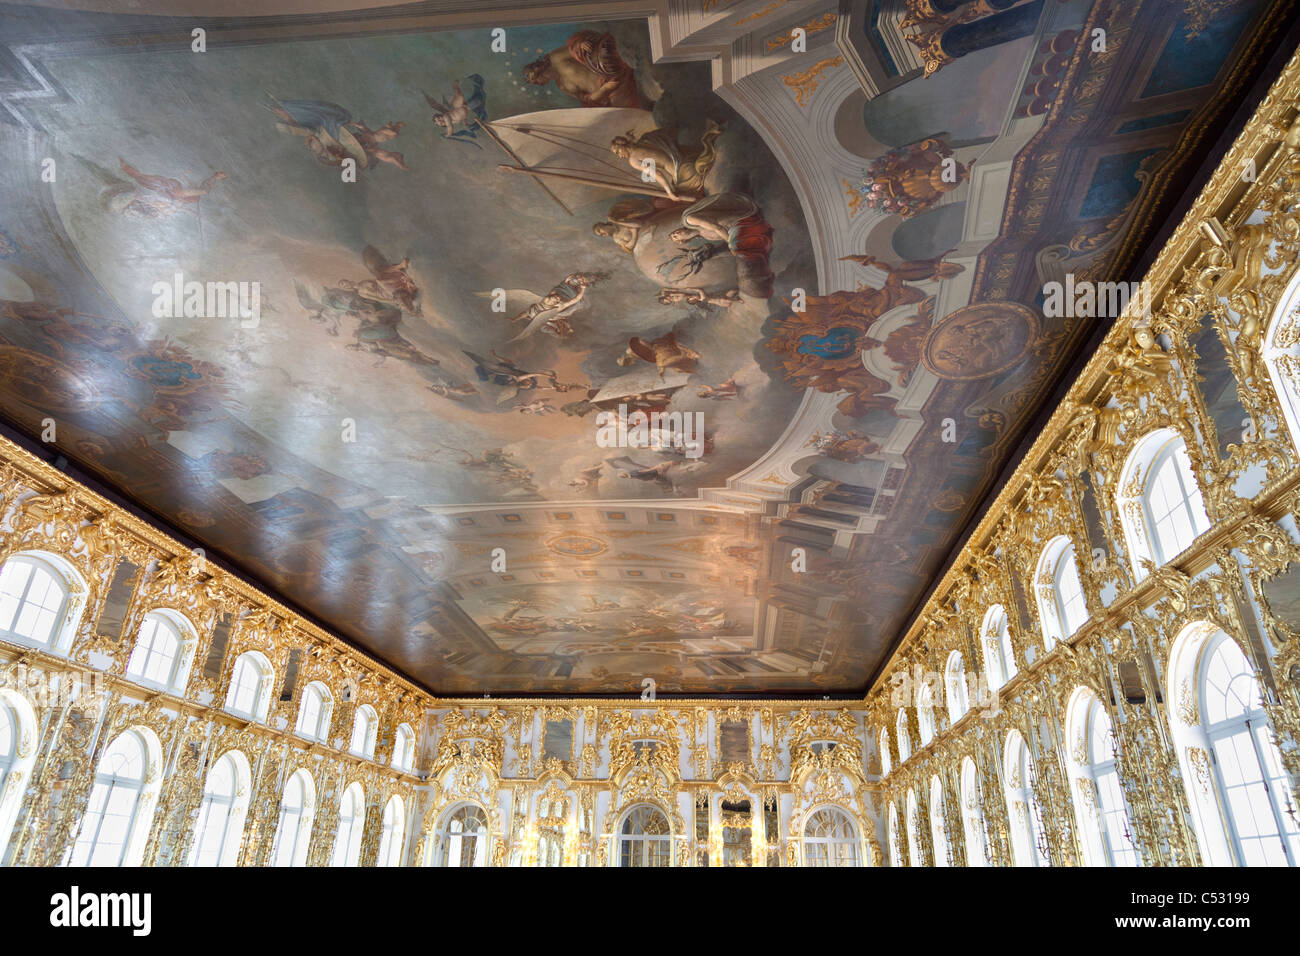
[350,704,379,759]
[223,651,274,723]
[617,804,672,868]
[377,795,406,867]
[802,806,860,867]
[68,727,161,867]
[188,750,251,867]
[294,681,334,743]
[1117,429,1211,580]
[331,782,366,867]
[125,610,196,695]
[0,552,85,655]
[270,769,316,867]
[429,802,490,868]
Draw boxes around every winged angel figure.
[478,272,608,341]
[426,75,488,146]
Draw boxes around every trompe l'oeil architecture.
[2,0,1300,869]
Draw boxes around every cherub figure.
[426,75,487,146]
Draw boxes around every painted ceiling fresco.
[0,0,1293,696]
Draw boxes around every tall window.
[224,651,273,722]
[377,795,405,867]
[270,770,315,867]
[1004,731,1049,867]
[430,804,489,867]
[1036,536,1088,648]
[1118,429,1211,580]
[960,757,989,867]
[904,790,922,866]
[879,728,892,777]
[929,776,950,867]
[945,651,969,724]
[350,705,378,759]
[189,750,250,866]
[331,783,365,867]
[1171,624,1299,866]
[294,682,333,742]
[125,611,194,694]
[896,709,911,763]
[618,805,671,867]
[0,691,37,863]
[803,807,859,867]
[0,552,82,653]
[69,728,159,866]
[981,605,1016,689]
[917,683,936,746]
[392,723,415,772]
[1067,688,1138,866]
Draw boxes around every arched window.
[68,728,161,866]
[619,805,671,867]
[945,651,969,724]
[224,651,273,722]
[294,682,333,742]
[0,690,37,863]
[377,795,405,867]
[1117,429,1210,580]
[429,803,489,867]
[879,728,892,777]
[331,783,365,867]
[803,807,859,867]
[189,750,251,866]
[896,709,911,763]
[1169,623,1300,866]
[917,683,936,746]
[1003,731,1049,867]
[960,757,989,867]
[1066,688,1138,866]
[904,789,922,866]
[929,776,950,867]
[392,723,415,772]
[125,610,196,694]
[1036,536,1088,648]
[270,769,315,867]
[0,552,85,654]
[350,704,378,759]
[981,605,1016,689]
[887,803,903,867]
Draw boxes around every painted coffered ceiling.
[0,0,1293,695]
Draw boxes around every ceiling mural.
[0,0,1292,696]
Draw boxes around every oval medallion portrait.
[921,301,1039,381]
